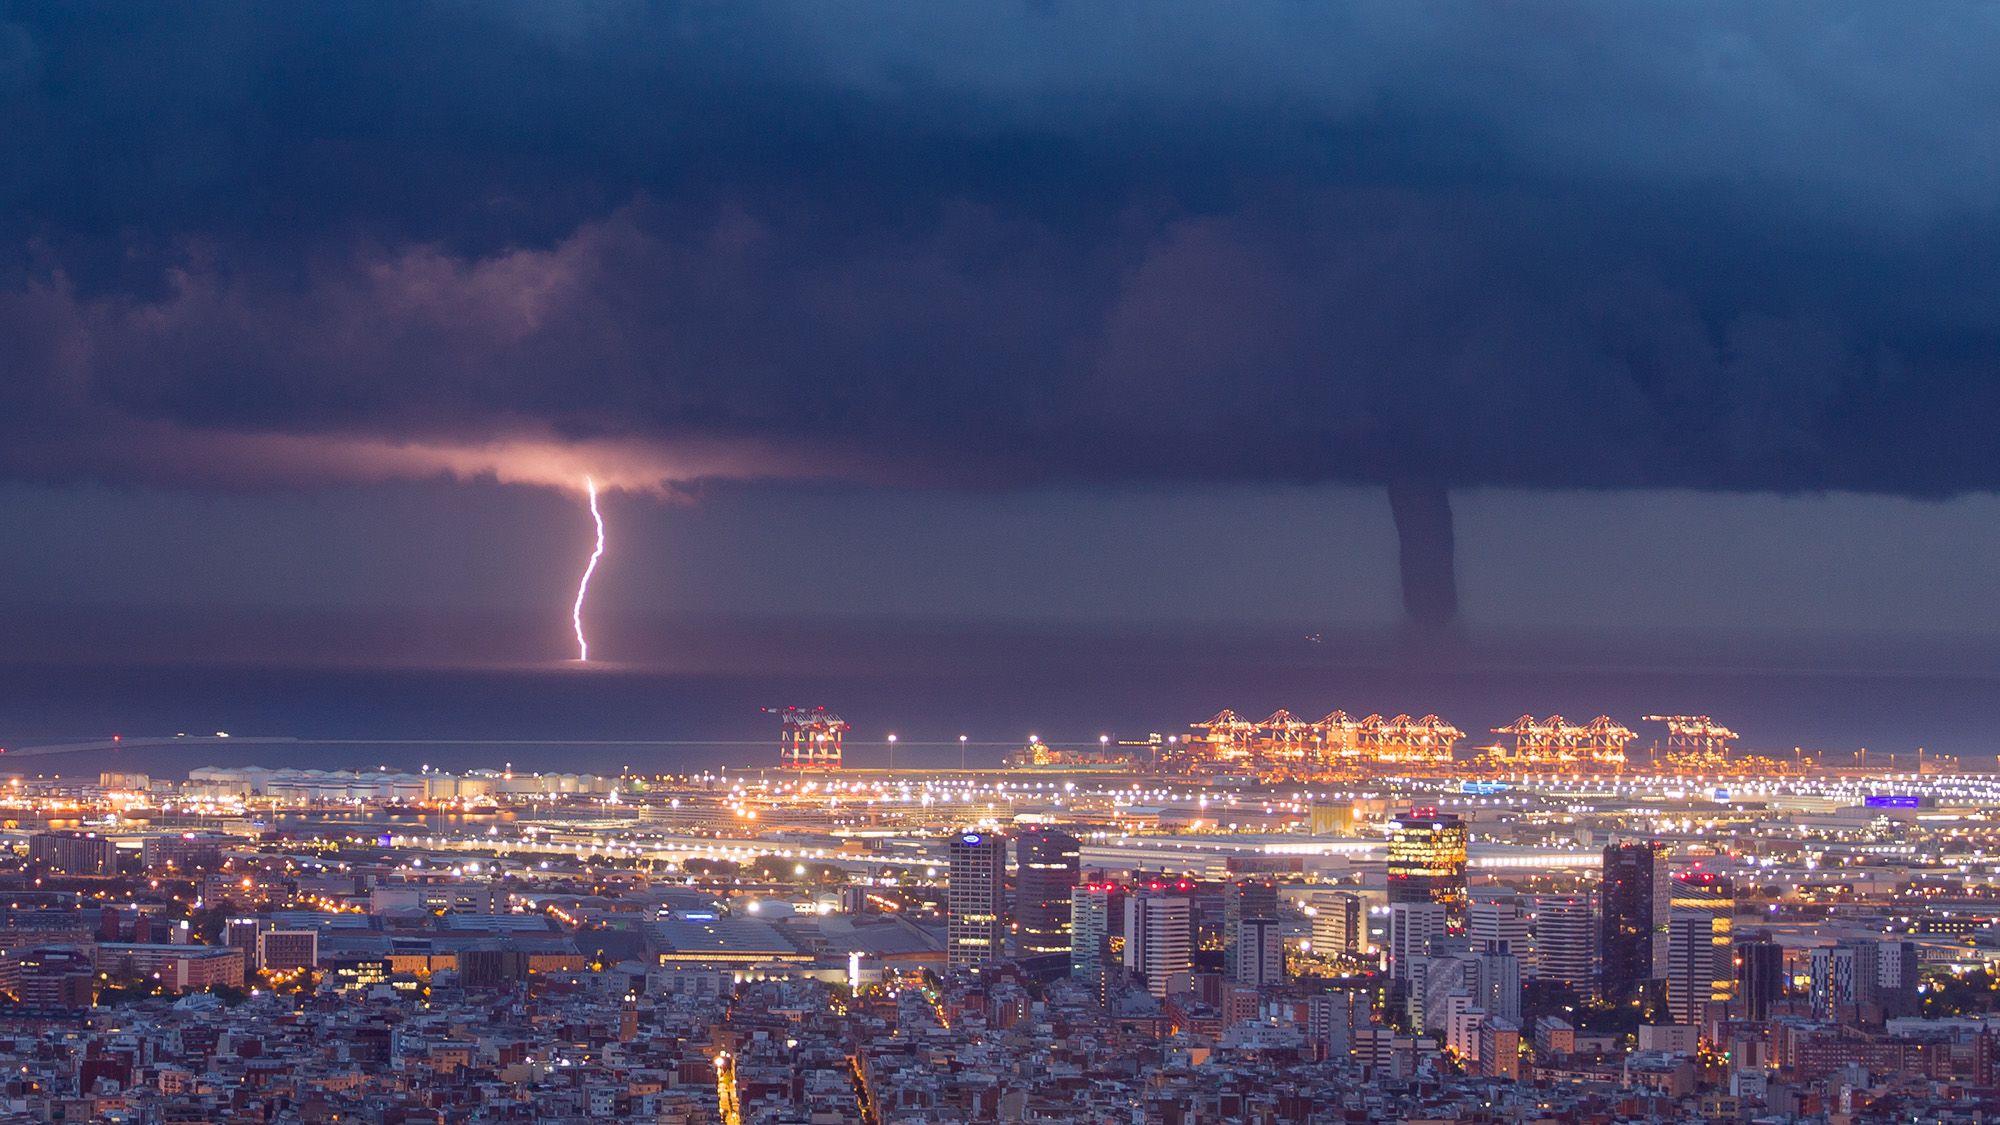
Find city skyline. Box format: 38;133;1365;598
4;6;2000;1121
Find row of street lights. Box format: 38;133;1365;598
885;732;971;771
885;731;1115;771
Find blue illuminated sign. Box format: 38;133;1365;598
1864;795;1921;809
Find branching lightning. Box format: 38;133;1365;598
572;475;605;661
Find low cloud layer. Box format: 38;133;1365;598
4;3;1999;502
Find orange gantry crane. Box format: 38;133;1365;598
1185;707;1465;773
1189;709;1258;764
1643;714;1739;762
1361;713;1464;765
1490;714;1635;768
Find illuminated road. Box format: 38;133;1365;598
715;1052;740;1125
380;829;893;873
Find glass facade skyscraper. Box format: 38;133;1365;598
1015;827;1081;958
1599;840;1667;1002
947;831;1006;967
1386;810;1469;930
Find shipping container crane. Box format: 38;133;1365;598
765;706;848;770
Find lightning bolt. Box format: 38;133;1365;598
572;475;605;661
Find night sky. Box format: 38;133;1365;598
5;5;2000;756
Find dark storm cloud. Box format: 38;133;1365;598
4;1;2000;499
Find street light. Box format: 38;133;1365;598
887;733;897;773
959;734;968;771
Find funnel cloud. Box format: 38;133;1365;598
1388;481;1459;629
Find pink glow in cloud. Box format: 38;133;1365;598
0;418;845;496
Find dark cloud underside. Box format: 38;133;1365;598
2;1;1998;500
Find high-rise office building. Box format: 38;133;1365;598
1387;901;1449;979
947;831;1006;967
1310;890;1365;958
1666;913;1716;1027
1235;915;1285;986
1123;887;1193;998
1417;954;1476;1037
1476;939;1523;1023
1735;934;1783;1022
1879;939;1921;1018
1649;855;1673;980
1670;871;1732;931
1308;989;1369;1059
1803;937;1919;1021
1469;901;1534;974
1533;894;1596;995
1671;871;1734;1021
1666;874;1735;1030
1599;841;1668;1002
1015;827;1081;958
1816;936;1872;1016
1386;811;1469;930
1069;883;1120;989
1224;879;1280;979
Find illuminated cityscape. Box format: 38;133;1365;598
0;721;1984;1119
6;5;1999;1124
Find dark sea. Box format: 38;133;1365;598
0;618;1995;777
